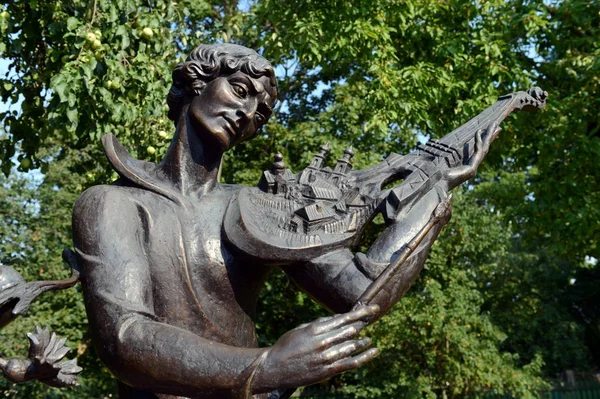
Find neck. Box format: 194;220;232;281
159;105;223;197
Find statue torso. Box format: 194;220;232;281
92;182;272;349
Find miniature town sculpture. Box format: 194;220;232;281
0;43;547;399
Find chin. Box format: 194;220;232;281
195;127;231;153
212;131;233;152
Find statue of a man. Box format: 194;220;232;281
72;43;545;398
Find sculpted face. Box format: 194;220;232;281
189;71;276;151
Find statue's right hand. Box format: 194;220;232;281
255;304;380;391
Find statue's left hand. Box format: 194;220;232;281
445;122;498;189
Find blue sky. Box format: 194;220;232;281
0;57;22;114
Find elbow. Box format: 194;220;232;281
93;314;156;389
95;314;216;396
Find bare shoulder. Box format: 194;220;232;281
72;184;148;242
74;184;135;218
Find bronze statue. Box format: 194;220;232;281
1;43;547;398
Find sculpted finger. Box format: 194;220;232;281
316;315;335;324
475;129;483;147
482;122;500;152
486;121;499;139
327;347;380;374
319;321;365;348
492;127;502;142
321;337;371;364
474;130;484;156
306;315;334;332
469;130;486;168
314;304;379;334
290;322;310;332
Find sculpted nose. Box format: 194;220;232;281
237;99;257;123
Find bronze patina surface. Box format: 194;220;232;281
1;43;547;398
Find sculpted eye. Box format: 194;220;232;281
232;83;248;98
256;113;266;125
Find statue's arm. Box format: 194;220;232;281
72;186;269;396
283;185;451;317
290;123;493;314
72;186;379;395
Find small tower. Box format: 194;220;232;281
330;146;354;185
308;142;331;170
300;143;331;185
271;152;286;176
258;152;291;194
333;146;354;175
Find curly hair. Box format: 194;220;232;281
167;43;277;123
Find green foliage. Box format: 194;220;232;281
0;0;598;398
0;154;116;397
301;192;548;399
0;0;229;178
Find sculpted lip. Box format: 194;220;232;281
223;116;240;138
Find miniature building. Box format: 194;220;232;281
309;143;330;170
299;143;330;185
258;145;374;236
329;146;354;186
294;202;337;233
258;152;295;194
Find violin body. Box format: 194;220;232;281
224;88;547;262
